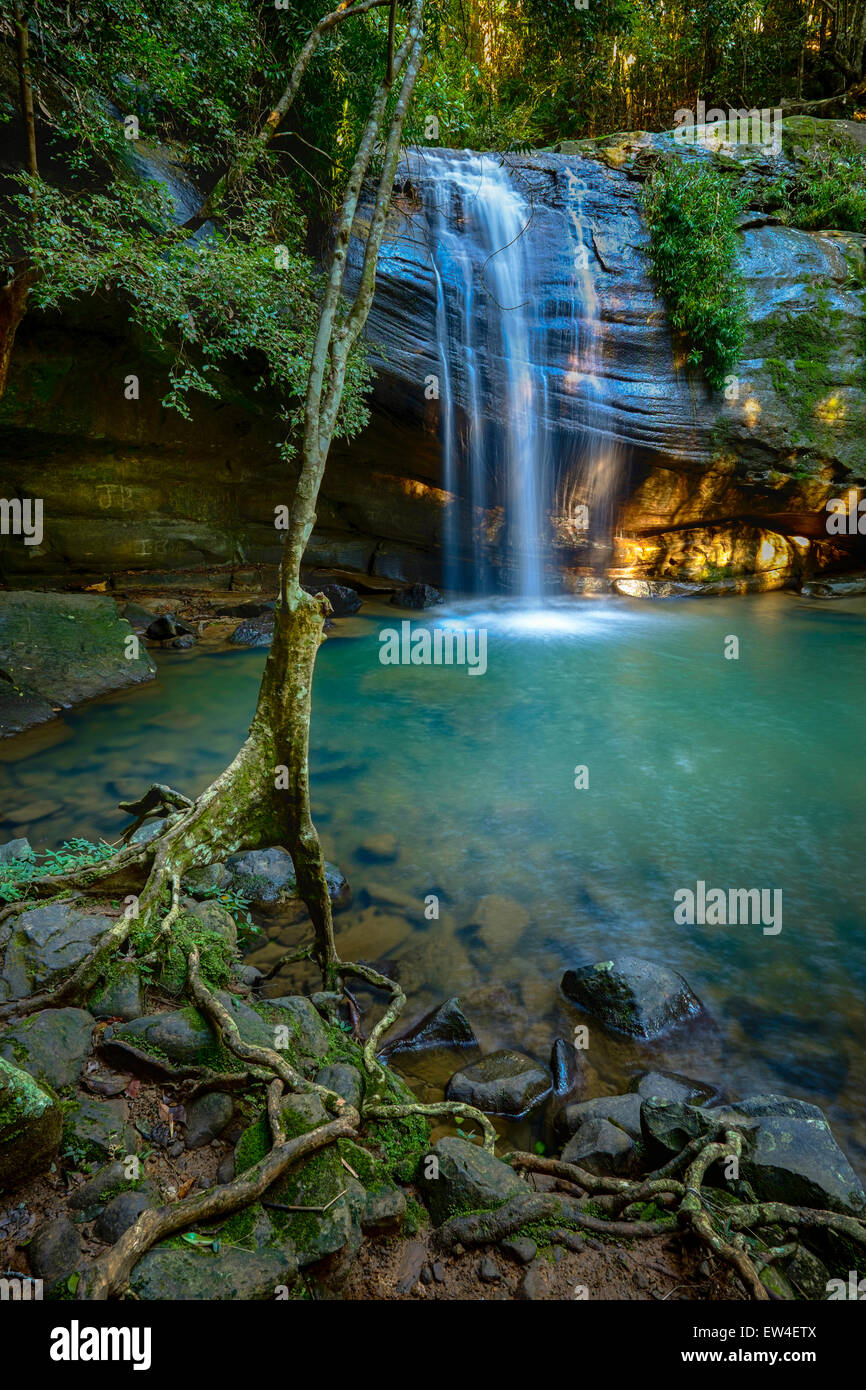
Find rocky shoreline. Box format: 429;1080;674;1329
1;840;863;1301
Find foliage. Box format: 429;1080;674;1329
0;838;116;903
641;159;747;390
763;138;866;233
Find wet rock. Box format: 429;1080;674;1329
643;1093;866;1216
561;955;704;1039
145;613;193;641
632;1070;719;1106
0;1007;94;1090
224;847;349;914
418;1136;526;1225
121;602;157;631
184;1092;234;1149
390;583;443;609
446;1050;551;1117
303;581;362;616
27;1215;82;1283
228;616;274;647
0;838;32;863
90;962;143;1022
94;1190;153;1243
550;1037;580;1096
315;1063;364;1112
109;994;273;1073
382;996;478;1057
130;817;167;845
0;901;115;1000
561;1116;637;1177
0;1057;62;1187
786;1245;830;1300
501;1236;537;1264
557;1092;643;1143
129;1244;297;1300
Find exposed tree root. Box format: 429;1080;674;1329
437;1193;676;1250
0;911;134;1023
76;1113;357;1299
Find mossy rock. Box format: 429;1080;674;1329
0;1007;94;1091
0;1055;62;1189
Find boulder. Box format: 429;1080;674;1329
550;1037;581;1096
418;1136;526;1225
89;962;144;1022
303;581;362;616
0;838;32;864
561;956;704;1039
182;863;231;896
0;901;115;1000
561;1117;636;1176
27;1215;82;1284
390;583;444;609
108;996;274;1073
382;996;478;1057
258;996;331;1061
0;1007;94;1091
94;1190;153;1243
446;1050;551;1117
632;1070;719;1106
228;616;274;647
557;1092;643;1143
0;1056;62;1188
145;613;192;641
224;847;349;913
642;1093;866;1216
68;1160;138;1219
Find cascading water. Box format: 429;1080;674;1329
413;149;620;596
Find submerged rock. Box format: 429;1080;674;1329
418;1136;525;1225
0;1056;62;1188
446;1050;551;1117
561;955;704;1039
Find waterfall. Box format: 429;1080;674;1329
414;149;619;597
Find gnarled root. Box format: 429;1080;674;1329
76;1112;357;1299
437;1192;675;1250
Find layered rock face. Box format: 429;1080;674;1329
2;121;864;593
